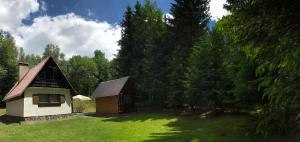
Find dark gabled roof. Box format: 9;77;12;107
3;57;75;102
93;76;129;98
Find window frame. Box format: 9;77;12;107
34;94;63;107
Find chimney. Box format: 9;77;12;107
19;63;29;80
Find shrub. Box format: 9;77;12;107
73;99;87;113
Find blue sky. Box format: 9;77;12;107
25;0;173;25
0;0;228;60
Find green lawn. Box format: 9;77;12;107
0;108;297;142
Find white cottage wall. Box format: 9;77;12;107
23;87;72;117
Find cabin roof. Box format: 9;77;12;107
93;76;129;98
3;57;75;102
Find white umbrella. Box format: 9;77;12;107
72;95;91;101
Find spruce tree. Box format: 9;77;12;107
141;0;168;106
185;29;227;112
116;1;169;106
116;6;134;77
167;0;210;107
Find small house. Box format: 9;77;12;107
93;76;134;114
3;57;75;118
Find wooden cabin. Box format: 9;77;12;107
93;76;134;114
3;57;75;117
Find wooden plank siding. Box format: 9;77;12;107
96;96;120;114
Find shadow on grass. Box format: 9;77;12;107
0;115;23;124
106;112;173;122
99;112;259;142
87;112;174;122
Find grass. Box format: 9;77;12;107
0;111;259;142
0;105;298;142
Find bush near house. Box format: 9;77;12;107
72;100;95;113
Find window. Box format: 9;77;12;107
33;94;64;107
39;94;48;103
50;95;60;103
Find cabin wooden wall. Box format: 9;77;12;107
96;96;119;114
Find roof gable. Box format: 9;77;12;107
93;76;129;98
30;58;72;89
3;57;75;102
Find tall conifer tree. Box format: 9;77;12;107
116;6;134;77
167;0;210;107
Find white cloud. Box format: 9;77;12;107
0;0;228;60
164;13;174;19
87;9;95;17
0;0;121;60
0;0;39;31
165;0;228;21
209;0;229;20
40;0;47;12
13;13;121;60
